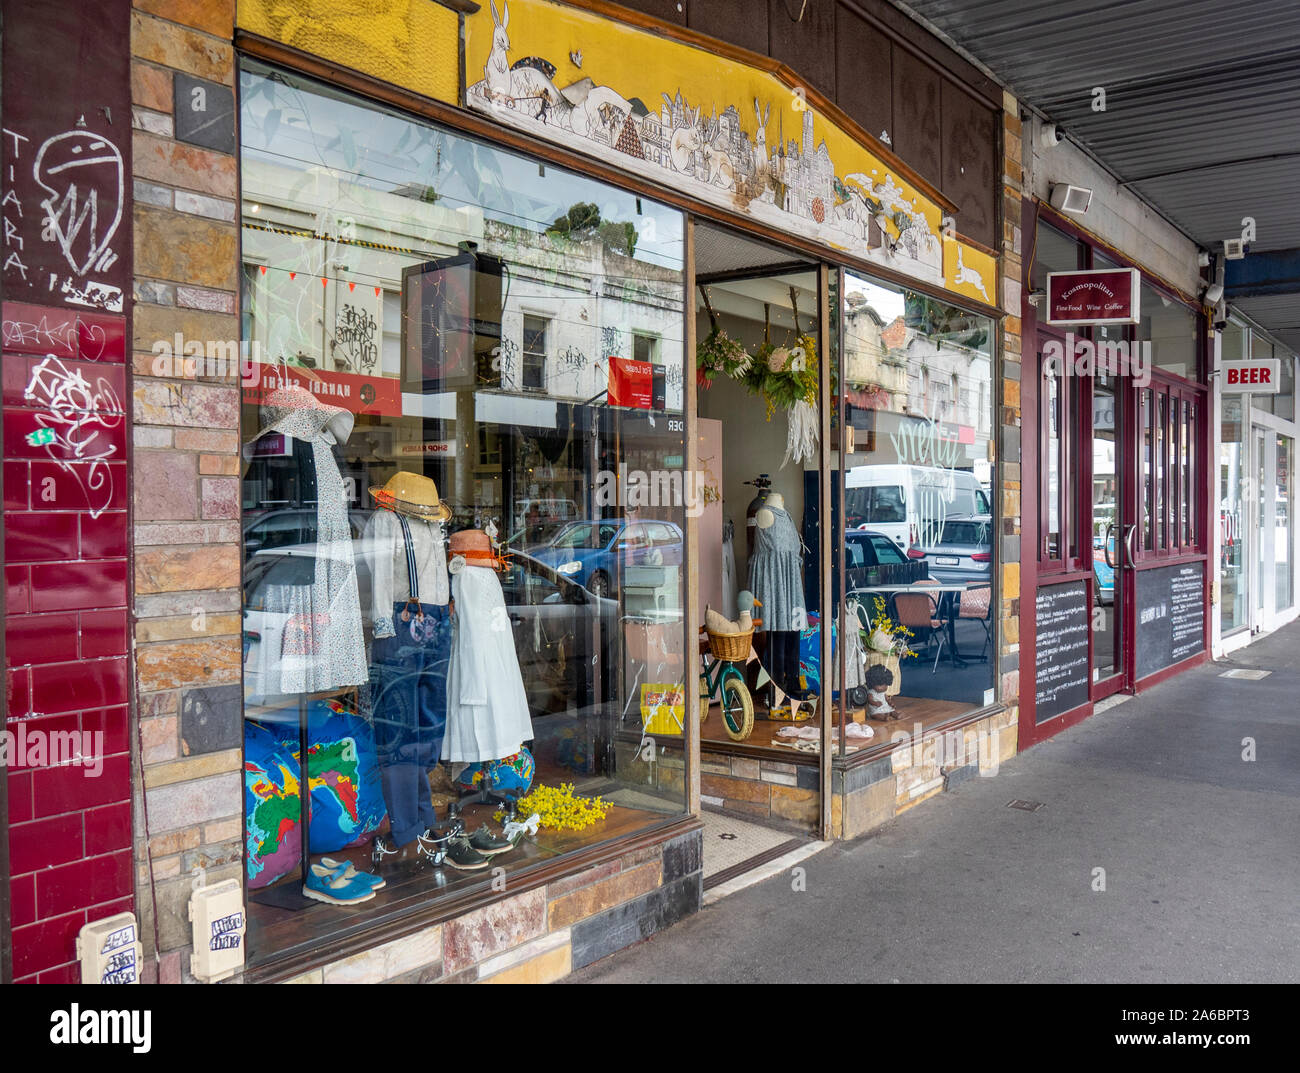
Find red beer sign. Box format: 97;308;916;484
1046;268;1141;326
1221;359;1281;394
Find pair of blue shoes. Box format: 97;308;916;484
303;859;385;906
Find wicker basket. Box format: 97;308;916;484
864;650;902;697
706;627;754;663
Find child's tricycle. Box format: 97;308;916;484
698;619;758;741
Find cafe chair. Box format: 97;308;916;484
957;584;993;662
893;590;949;672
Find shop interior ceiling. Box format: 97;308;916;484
695;222;812;278
695;222;816;328
900;0;1300;354
697;274;819;332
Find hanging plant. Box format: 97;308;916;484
755;286;819;420
696;327;751;386
759;331;818;416
696;286;752;387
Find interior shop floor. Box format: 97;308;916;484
244;798;669;969
700;695;972;755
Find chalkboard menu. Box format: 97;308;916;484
1135;563;1205;680
1035;581;1090;723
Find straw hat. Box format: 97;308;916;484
449;528;505;570
369;472;452;522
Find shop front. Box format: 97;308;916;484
230;0;1011;904
1019;205;1212;746
5;0;1023;983
1215;317;1298;653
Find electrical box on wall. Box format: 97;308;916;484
188;879;246;983
77;912;143;984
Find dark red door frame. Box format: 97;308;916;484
1018;199;1210;748
1091;367;1130;702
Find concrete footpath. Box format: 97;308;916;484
571;622;1300;983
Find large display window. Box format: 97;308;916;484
833;272;996;752
238;62;688;964
693;246;825;759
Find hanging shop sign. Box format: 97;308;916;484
247;432;292;458
1220;358;1281;394
462;0;996;308
1045;268;1141;326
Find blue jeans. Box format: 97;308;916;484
369;602;452;846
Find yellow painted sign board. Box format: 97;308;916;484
237;0;459;106
465;0;996;306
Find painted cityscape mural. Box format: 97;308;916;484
465;0;995;305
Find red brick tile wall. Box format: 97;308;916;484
2;0;136;983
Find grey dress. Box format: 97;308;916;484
748;506;806;634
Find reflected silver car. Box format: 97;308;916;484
922;517;992;585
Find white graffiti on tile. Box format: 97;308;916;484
2;127;32;282
1;308;109;359
56;273;124;312
33;126;124;277
23;354;122;518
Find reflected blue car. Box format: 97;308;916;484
1093;535;1116;605
529;519;682;598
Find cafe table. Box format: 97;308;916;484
846;581;990;669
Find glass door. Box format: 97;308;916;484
1090;373;1127;694
1253;427;1271;628
1249;428;1296;629
1219;398;1248;635
1277;434;1294;615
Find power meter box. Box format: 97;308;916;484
188;879;246;983
77;912;143;984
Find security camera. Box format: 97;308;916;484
1213;318;1228;332
1038;123;1063;148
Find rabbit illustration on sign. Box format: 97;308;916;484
666;99;703;173
699;113;736;190
485;0;513;102
753;99;770;179
954;246;990;302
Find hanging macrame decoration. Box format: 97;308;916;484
774;286;819;465
784;397;818;467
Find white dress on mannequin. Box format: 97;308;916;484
441;564;534;763
253;387;367;695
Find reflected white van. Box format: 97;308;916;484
845;464;991;553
